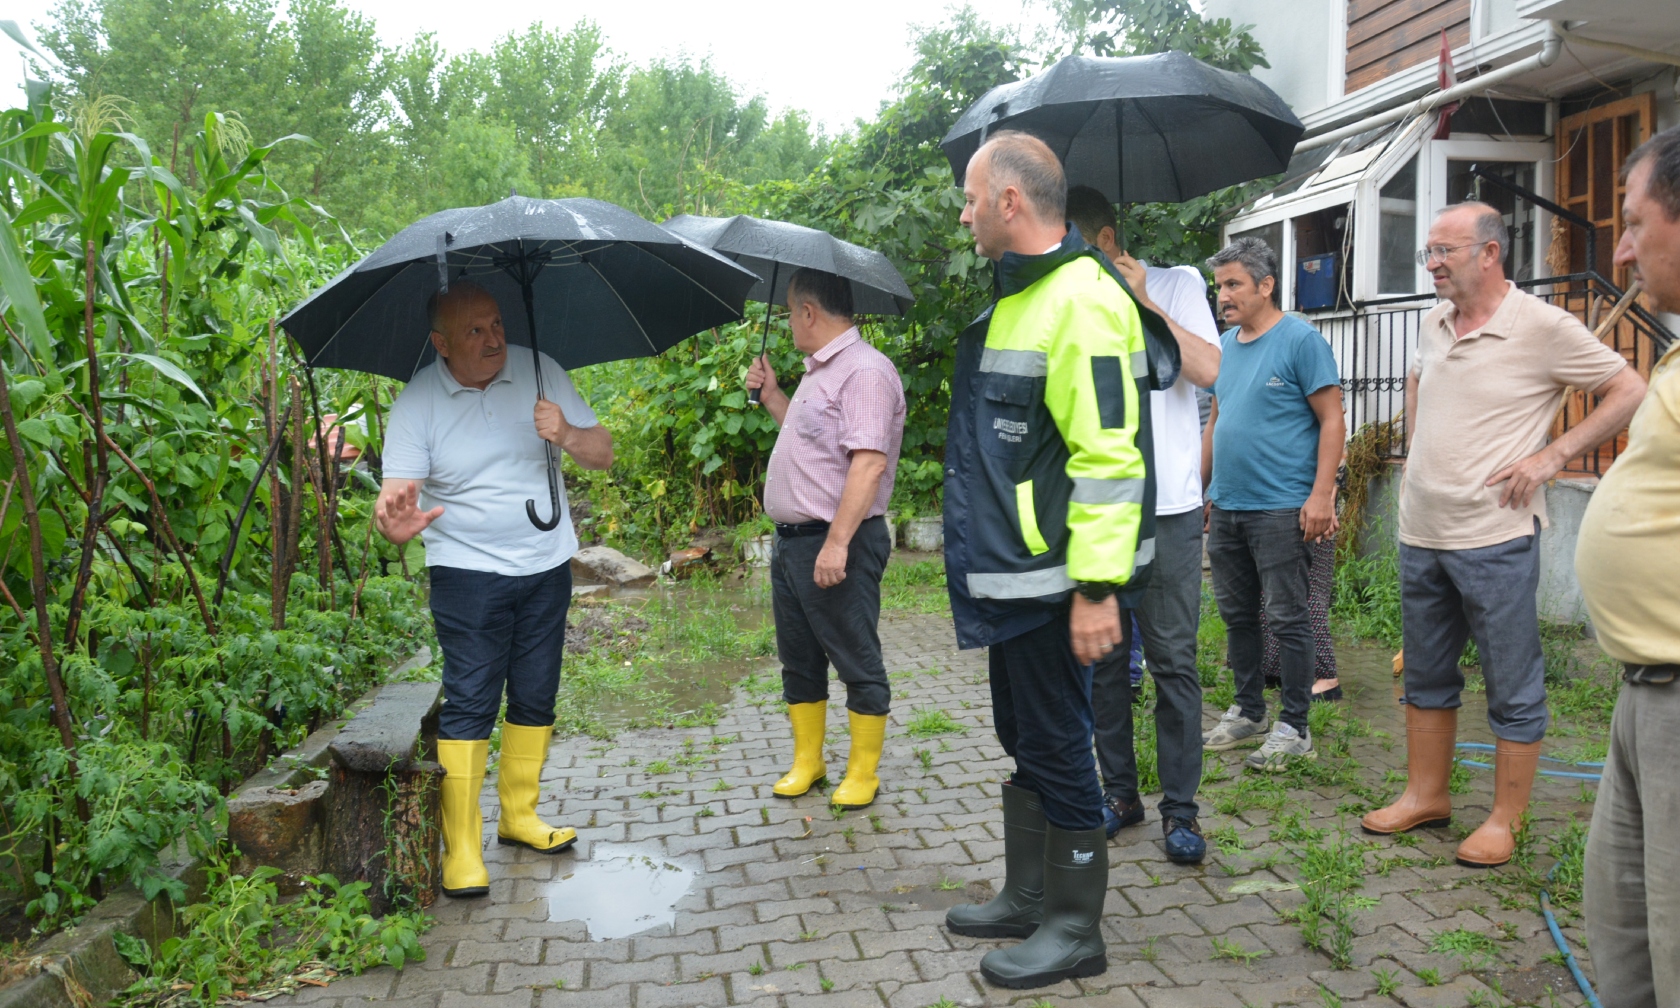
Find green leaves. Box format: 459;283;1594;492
0;203;51;359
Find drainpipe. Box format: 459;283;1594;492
1297;22;1563;153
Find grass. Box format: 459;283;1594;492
1209;936;1267;965
905;707;964;738
1428;928;1500;969
880;559;950;614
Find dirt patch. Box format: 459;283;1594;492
564;599;649;656
1475;963;1581;1005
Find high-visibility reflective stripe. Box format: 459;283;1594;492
980;347;1048;377
1015;481;1049;556
1131;537;1156;572
968;566;1074;599
1130;349;1149;379
1070;477;1146;505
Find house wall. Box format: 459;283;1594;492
1346;0;1471;93
1201;0;1341;114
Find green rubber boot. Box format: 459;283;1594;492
979;823;1108;989
945;783;1045;938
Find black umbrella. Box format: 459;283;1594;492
661;214;913;404
282;195;760;530
941;51;1303;205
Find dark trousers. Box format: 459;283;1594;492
429;563;572;740
1400;522;1548;743
990;611;1104;831
1092;509;1205;820
1208;507;1315;735
771;516;892;716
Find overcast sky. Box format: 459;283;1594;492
1;0;1061;131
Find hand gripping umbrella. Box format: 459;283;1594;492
281;196;760;530
941;51;1304;206
661;214;914;405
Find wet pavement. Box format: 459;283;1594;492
280;611;1599;1008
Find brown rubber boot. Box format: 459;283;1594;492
1455;738;1541;868
1361;706;1456;835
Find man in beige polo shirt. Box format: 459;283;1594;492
1579;126;1680;1008
1361;202;1645;870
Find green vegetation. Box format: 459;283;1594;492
0;0;1273;976
905;707;964;739
113;865;426;1005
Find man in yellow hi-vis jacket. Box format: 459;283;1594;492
940;131;1175;990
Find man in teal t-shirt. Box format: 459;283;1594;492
1199;237;1344;770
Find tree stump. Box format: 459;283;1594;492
322;682;444;916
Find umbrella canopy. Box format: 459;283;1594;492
282;196;760;382
661;214;914;316
941;51;1304;205
280;194;760;530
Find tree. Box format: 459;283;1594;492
1054;0;1268;73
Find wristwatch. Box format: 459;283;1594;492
1075;581;1117;603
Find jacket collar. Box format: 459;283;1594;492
993;225;1091;299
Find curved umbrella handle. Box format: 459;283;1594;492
526;440;563;531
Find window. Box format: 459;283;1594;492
1447;160;1539;282
1378;156;1418;294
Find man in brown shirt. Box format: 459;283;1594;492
1361;202;1645;870
1579;125;1680;1008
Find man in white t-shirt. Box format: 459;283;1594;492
1066;186;1221;864
376;281;613;899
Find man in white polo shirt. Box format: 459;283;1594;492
1065;186;1221;864
376;280;613;899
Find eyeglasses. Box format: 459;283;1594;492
1415;241;1492;266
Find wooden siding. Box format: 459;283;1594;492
1346;0;1470;94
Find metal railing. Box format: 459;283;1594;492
1316;271;1674;474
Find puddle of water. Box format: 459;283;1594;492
544;843;698;940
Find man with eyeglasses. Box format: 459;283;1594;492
1362;202;1645;870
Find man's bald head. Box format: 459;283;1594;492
427;281;498;334
426;281;507;389
1436;201;1509;264
970;130;1066;224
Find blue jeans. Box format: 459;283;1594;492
429;563;573;740
989;610;1104;832
1400;522;1548;743
1208;507;1315;735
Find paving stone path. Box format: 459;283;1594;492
282;610;1597;1008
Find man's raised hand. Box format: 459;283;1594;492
375;479;443;545
534;398;572;447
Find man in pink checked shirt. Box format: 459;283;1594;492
745;267;907;811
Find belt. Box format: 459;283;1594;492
774;520;830;538
1624;663;1680;685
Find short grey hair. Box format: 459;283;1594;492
427;280;495;332
1437;201;1509;263
974;130;1066;223
1206;237;1280;305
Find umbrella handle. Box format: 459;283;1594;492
525;441;563;531
520;256;564;532
747;261;779;407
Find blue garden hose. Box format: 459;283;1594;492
1449;744;1602;1003
1541;863;1602;1008
1453;742;1603;781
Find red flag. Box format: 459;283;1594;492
1433;28;1460;140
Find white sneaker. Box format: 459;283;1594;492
1202;705;1270;751
1244;722;1316;772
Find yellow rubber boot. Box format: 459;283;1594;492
495;722;577;854
832;711;888;809
773;702;828;797
436;738;490;898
